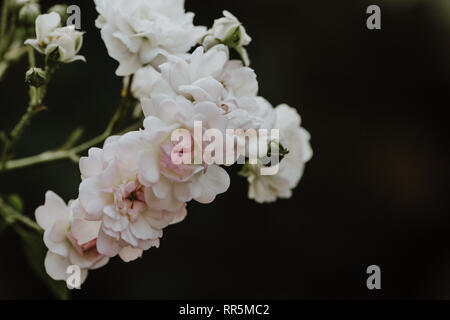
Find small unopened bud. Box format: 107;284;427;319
18;1;41;25
25;67;46;87
224;26;242;49
203;11;252;65
48;4;68;23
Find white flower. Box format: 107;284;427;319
203;11;252;66
125;65;162;118
114;108;231;204
150;45;263;130
25;12;85;63
129;65;162;99
94;0;206;76
78;137;187;260
244;104;313;203
35;192;109;284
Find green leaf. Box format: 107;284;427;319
14;225;70;300
7;194;24;212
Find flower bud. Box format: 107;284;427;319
204;11;251;47
203;11;252;65
25;67;46;87
18;1;41;25
48;4;68;23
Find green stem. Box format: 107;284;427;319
4;81;139;172
1;63;57;170
0;45;28;81
1;74;136;172
0;197;43;234
4;121;142;171
0;0;9;39
28;46;35;68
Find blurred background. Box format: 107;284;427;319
1;0;450;299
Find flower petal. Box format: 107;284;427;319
118;247;143;262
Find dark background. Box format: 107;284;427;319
1;0;449;299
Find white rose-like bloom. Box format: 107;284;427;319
150;45;263;130
78;137;187;261
35;192;109;285
25;12;85;63
245;104;313;203
203;11;252;66
94;0;206;76
139;96;231;204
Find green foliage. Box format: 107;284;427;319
6;194;23;212
14;225;70;300
0;197;69;300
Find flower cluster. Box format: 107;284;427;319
30;1;312;286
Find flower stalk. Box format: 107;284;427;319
0;60;57;170
0;197;43;234
0;0;9;38
2;76;138;172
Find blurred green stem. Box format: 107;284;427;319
0;3;23;81
4;121;141;171
0;197;43;234
3;76;138;171
0;0;9;38
0;45;28;81
1;58;57;171
28;46;35;67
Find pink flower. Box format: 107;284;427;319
78;138;186;261
35;192;109;284
136;105;231;204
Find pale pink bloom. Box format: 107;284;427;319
139;98;231;204
35;192;108;284
78;136;187;260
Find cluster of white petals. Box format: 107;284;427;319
34;1;312;285
245;104;313;203
25;12;85;63
148;44;265;131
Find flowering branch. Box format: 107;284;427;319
1;1;313;293
0;197;43;234
2;75;138;171
0;58;55;170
